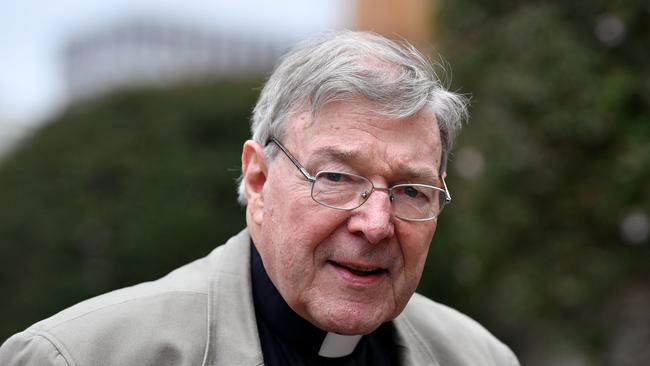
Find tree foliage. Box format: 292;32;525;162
0;82;257;340
426;1;650;364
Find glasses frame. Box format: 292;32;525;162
267;137;452;222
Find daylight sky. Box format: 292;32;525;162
0;0;350;126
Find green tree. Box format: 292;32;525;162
422;1;650;364
0;81;258;340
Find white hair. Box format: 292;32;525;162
237;30;468;205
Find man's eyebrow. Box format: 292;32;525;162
308;146;441;184
403;167;440;184
302;146;360;172
316;146;361;163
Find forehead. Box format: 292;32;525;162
284;100;443;179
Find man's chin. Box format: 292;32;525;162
308;308;392;335
318;321;381;336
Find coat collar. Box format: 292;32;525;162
201;228;439;366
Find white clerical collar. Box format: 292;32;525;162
318;332;363;358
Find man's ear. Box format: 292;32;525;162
241;140;268;225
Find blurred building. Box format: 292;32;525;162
63;19;292;103
62;1;433;104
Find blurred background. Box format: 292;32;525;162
1;0;648;365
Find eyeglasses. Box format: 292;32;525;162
267;137;451;221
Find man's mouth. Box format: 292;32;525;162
329;261;386;276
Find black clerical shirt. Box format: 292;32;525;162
251;243;399;366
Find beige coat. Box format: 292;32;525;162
0;229;519;365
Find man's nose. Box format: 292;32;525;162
347;188;395;244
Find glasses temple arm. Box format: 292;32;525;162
268;137;316;182
442;177;452;203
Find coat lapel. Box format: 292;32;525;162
202;230;264;366
391;307;441;366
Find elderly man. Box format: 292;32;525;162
0;31;519;365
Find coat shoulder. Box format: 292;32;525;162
0;254;216;366
400;293;520;366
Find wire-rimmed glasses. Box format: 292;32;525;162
267;137;451;221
